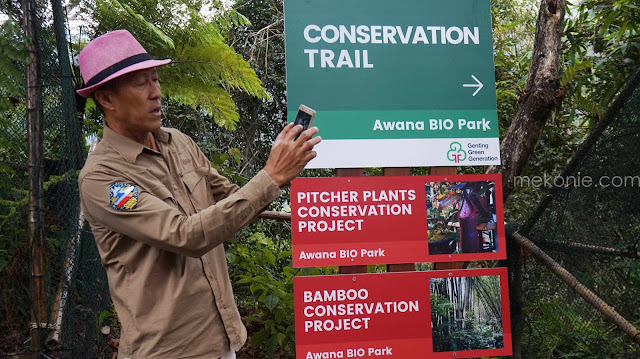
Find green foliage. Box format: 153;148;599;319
430;292;453;317
0;19;26;112
210;148;249;185
227;216;335;355
525;298;640;358
491;0;538;133
0;171;27;272
0;97;28;274
227;229;296;355
96;310;116;337
444;320;502;351
218;9;252;31
560;61;592;87
564;0;640;126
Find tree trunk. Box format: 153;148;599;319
22;0;47;350
487;2;567;358
487;0;567;200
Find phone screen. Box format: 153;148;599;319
293;110;313;140
294;110;312;130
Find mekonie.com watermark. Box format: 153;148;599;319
514;173;640;189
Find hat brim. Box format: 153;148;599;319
76;58;171;98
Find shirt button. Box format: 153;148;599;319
173;184;178;190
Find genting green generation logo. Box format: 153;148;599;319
447;142;467;163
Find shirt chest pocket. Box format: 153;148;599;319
150;185;182;212
181;166;213;211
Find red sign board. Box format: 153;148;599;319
294;268;512;359
291;174;505;267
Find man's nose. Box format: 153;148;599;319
149;79;161;99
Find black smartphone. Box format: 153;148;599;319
293;104;316;140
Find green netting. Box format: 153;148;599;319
519;78;640;358
0;0;112;357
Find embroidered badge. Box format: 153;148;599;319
109;182;139;210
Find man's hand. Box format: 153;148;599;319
263;123;321;187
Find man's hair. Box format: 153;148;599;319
91;80;118;115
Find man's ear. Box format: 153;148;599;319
93;87;116;112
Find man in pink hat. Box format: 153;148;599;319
77;30;320;359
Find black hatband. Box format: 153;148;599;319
85;53;153;87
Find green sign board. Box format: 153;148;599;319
284;0;501;168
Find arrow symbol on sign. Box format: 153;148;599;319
463;75;484;96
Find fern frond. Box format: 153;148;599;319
560;61;592;87
0;20;26;99
229;10;251;27
575;96;604;119
216;9;252;31
93;0;174;53
176;16;224;46
200;42;268;98
172;41;268;99
120;2;175;49
161;78;239;129
0;56;23;96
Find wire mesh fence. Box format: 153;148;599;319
0;0;112;358
519;74;640;358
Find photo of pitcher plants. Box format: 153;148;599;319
426;180;498;255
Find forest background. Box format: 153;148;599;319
0;0;639;358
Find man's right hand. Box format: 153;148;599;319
263;123;321;187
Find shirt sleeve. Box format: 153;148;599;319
80;169;281;258
208;167;241;202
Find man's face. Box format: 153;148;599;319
102;68;163;136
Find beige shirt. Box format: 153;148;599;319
79;126;281;359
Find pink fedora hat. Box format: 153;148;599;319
76;29;171;98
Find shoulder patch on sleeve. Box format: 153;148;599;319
109;182;139;210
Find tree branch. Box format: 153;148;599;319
512;232;640;345
534;239;640;259
257;210;291;221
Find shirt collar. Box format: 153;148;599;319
102;125;172;164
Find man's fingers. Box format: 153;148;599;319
284;124;304;141
267;124;320;184
276;123;296;142
305;126;320;136
310;135;322;146
301;136;322;151
297;127;319;142
304;151;318;163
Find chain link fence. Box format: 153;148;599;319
0;1;112;357
516;74;640;358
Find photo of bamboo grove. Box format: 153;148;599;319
426;180;497;255
430;275;504;352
